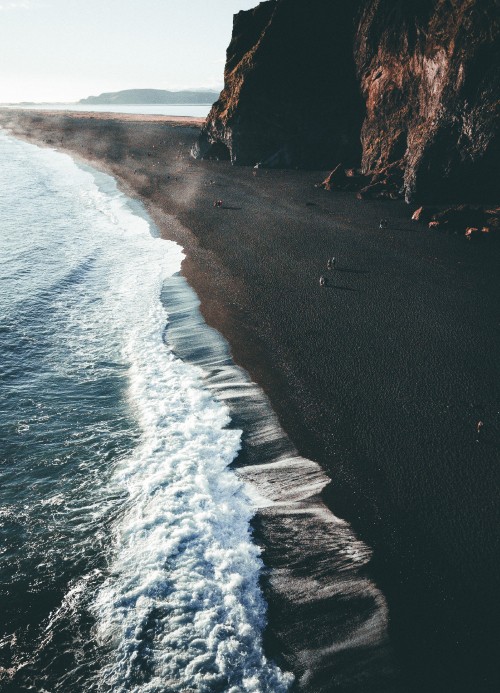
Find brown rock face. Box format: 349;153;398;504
356;0;500;202
197;0;364;168
198;0;500;203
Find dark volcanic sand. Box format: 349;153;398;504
2;110;500;692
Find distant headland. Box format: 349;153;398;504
79;88;219;105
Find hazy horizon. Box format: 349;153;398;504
5;87;222;106
0;0;258;103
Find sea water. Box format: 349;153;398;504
3;104;211;118
0;132;291;692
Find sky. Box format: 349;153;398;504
0;0;259;102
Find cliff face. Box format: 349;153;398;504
198;0;499;202
197;0;364;168
356;0;500;202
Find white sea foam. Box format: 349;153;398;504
0;132;291;691
1;130;399;692
85;181;290;692
21;139;289;691
92;258;291;690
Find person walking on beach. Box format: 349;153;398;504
327;258;332;270
319;275;327;287
379;218;388;229
476;420;484;440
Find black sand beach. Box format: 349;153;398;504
2;110;499;692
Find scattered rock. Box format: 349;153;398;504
465;227;480;239
412;207;437;223
416;205;500;240
358;181;387;199
485;208;500;231
432;205;487;231
351;160;404;199
319;164;369;192
320;164;345;191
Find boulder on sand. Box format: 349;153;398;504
412;206;438;223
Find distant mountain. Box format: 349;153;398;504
79;89;219;105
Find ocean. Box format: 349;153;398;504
0;132;292;692
3;104;212;118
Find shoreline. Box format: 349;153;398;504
159;268;397;691
0;108;206;125
2;110;499;692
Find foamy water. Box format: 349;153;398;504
0;131;291;691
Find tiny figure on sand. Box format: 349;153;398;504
213;199;223;208
327;256;336;270
319;275;327;287
476;420;484;440
379;218;388;229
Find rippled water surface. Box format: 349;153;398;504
0;132;291;692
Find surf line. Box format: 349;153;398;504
160;260;399;688
7;130;397;688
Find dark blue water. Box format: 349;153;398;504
0;132;291;692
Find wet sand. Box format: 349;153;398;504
2;109;499;692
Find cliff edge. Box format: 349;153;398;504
196;0;499;203
195;0;364;169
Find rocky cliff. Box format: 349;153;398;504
357;0;500;202
196;0;364;169
197;0;499;203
